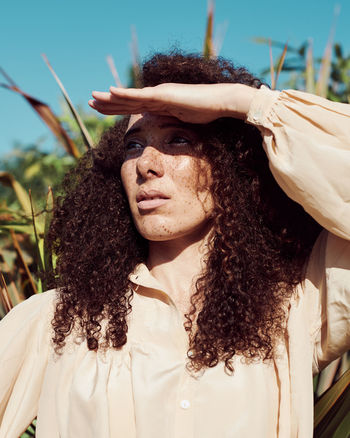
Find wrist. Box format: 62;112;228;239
222;84;259;120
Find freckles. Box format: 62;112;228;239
159;224;173;236
174;156;193;172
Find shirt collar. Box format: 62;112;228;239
128;263;175;306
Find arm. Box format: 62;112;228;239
89;82;258;122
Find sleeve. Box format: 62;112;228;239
246;86;350;240
0;290;56;438
246;87;350;370
303;230;350;372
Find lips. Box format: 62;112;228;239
136;189;170;210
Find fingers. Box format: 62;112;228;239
88;98;172;117
91;87;155;103
109;86;156;100
89;85;171;116
89;100;144;114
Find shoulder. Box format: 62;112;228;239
0;289;58;333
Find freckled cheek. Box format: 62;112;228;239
169;159;200;195
173;155;193;172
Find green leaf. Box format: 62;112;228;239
0;225;34;234
29;190;45;276
314;369;350;437
0;172;32;218
43;187;54;275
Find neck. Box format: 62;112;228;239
147;223;213;305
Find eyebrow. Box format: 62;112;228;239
123;122;195;141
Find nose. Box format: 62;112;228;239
136;146;164;179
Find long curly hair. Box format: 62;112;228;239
47;52;321;373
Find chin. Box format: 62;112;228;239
135;224;183;242
134;216;213;243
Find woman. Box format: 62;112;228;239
0;52;349;437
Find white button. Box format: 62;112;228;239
188;350;194;358
180;399;190;409
252;110;262;122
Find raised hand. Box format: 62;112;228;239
88;83;257;124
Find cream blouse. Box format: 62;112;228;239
1;87;350;438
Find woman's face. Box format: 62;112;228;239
121;113;214;242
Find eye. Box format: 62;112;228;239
125;140;144;151
169;136;191;145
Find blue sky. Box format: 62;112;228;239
1;0;349;156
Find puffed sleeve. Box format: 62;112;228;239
246;87;350;370
305;230;350;372
246;87;350;240
0;290;56;438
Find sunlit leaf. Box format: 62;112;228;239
29;190;44;279
43;187;54;275
24;162;41;180
0;270;13;313
251;37;299;53
42;54;94;151
203;0;215;59
213;20;228;57
316;41;332;98
275;42;288;89
10;229;38;295
0;172;32;217
305;39;315;94
130;26;142;88
269;39;275;90
0;225;34;234
0;249;23;304
315;6;340;97
0;70;80;159
106;55;123;88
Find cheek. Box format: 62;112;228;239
172;160;214;216
174;157;212;198
170;156;201;190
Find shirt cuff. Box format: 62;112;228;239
246;85;280;126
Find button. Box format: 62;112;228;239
180;399;190;409
187;350;194;358
252;110;262;122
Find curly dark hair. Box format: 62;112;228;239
47;51;321;373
